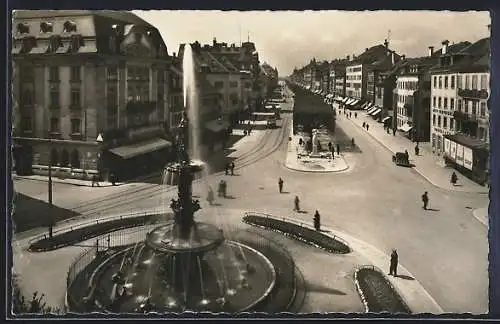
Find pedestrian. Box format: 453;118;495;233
218;180;224;197
230;162;235;176
349;112;352;118
355;112;357;118
222;180;227;198
92;174;100;187
293;196;300;212
451;171;458;186
389;249;398;276
224;163;229;175
207;186;214;205
110;172;117;186
278;177;284;193
336;143;340;156
328;141;332;152
421;191;429;210
393;128;397;136
313;210;321;231
404;149;409;161
299;138;303;146
243;129;247;136
362;122;366;128
366;123;369;131
414;144;420;156
351;137;355;148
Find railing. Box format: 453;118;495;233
457;88;488;100
28;207;170;245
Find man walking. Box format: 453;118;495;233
278;177;284;193
366;123;369;131
422;191;429;210
313;210;321;231
293;196;300;212
336;143;340;156
230;162;235;175
389;249;398;276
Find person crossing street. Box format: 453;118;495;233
422;191;429;210
389;249;399;276
278;177;284;193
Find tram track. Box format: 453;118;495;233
59;116;291;223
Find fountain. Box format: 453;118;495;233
70;44;281;313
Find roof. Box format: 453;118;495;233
13;10;152;26
351;44;391;65
444;133;488;151
429;39;490;74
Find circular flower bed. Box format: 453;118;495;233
242;214;350;254
354;267;411;313
28;213;173;252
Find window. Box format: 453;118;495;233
229;81;238;88
49;66;59;81
71;89;81;107
444;98;448;109
63;21;77;33
214;81;224;89
438;116;441;127
464;101;469;114
443;117;447;128
433;76;437;88
480;75;488;90
432;114;436;126
465;75;470;89
480;102;486;117
22;89;33;106
438;97;442;108
50;117;60;132
50;89;60;107
472;75;478;89
451;75;455;89
444;76;448;89
432;96;436;108
22;117;32;132
457;75;462;88
472;101;477;115
107;66;118;80
458;99;462;112
70;66;81;81
438;76;442;89
71;118;81;134
40;22;53;33
450;98;455;110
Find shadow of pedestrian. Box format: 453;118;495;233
305;281;347;295
211;203;223;207
427;208;440;212
297;210;308;214
225;195;236;199
395;274;415;281
280;191;290;194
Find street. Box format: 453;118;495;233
13;87;488;313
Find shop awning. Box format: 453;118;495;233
370;108;382;116
205;119;230;133
349;99;360;106
109;138;172;159
367;107;378;114
398;123;413;133
364;102;374;110
382;116;392;123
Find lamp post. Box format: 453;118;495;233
48;139;53;238
96;133;104;180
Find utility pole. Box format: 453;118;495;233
48;140;53;238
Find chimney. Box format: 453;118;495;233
401;55;406;60
346;55;350;61
441;40;449;55
384;39;389;49
428;46;434;57
213;37;217;46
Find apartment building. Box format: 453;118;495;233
430;36;490;184
12;10;171;180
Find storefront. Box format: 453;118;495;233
203;119;230;155
443;134;489;185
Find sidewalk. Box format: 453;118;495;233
12;174;119;187
344;111;488;194
472;207;488;227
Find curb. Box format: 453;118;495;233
472;207;488;227
283;161;350;173
345;119;488;194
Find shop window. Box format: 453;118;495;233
60;149;69;167
480;102;486;117
71;149;80;168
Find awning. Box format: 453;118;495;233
367;107;378;114
348;99;360;106
370;108;382;116
382;116;392;123
30;45;49;54
109;138;172;159
205;119;230;133
398;123;413;132
364;103;373;110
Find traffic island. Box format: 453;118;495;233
242;214;350;254
354;266;411;313
28;213;173;252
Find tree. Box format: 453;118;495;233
11;274;61;314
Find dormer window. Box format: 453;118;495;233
69;35;83;52
63;20;77;33
40;22;53;33
17;23;30;34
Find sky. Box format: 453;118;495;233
134;10;490;76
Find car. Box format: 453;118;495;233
267;118;277;128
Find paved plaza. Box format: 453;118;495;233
12;85;489;314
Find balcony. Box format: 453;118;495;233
453;110;478;122
457;88;488;100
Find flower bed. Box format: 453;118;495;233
242;214;350;254
28;213;172;252
354;267;411;313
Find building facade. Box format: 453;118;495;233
12;10;171;180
